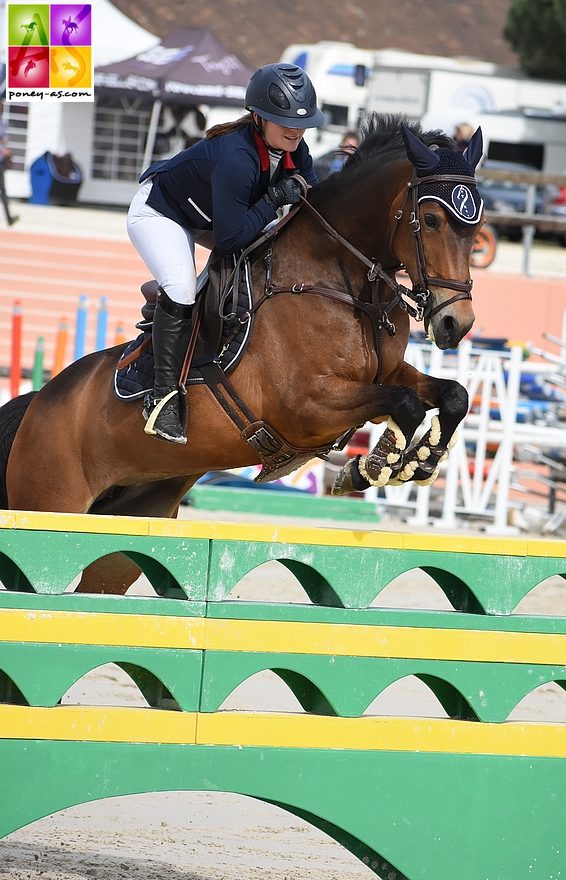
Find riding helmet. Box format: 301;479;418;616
245;63;326;129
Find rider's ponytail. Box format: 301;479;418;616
206;112;254;140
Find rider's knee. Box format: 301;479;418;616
159;264;197;306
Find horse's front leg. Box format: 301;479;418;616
387;363;469;487
328;383;427;495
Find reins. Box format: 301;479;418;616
218;165;478;368
183;155;479;477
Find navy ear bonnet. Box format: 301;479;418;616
417;148;483;225
401;124;484;226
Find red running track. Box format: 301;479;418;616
0;222;563;385
0;227;209;382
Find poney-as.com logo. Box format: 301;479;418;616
6;4;93;102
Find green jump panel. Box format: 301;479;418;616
188;484;381;522
1;739;566;880
1;512;566;879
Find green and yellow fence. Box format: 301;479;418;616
1;511;566;879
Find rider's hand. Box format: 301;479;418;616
264;178;303;210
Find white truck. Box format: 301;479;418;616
445;108;566;174
279;41;373;156
281;41;566;171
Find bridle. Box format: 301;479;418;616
219;166;479;351
392;169;476;320
296;167;476;326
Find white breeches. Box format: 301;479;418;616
126;180;197;305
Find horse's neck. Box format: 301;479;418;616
311;170;401;273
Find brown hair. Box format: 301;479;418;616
206;112;254;139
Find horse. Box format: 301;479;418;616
62;17;79;35
0;114;483;594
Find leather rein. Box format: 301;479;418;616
197;169;477;474
287;169;476;326
223;169;475;347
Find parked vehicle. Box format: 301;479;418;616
544;183;566;247
470;223;498;269
477;160;547;240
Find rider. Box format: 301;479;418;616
127;62;326;445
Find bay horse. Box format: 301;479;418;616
0;115;483;594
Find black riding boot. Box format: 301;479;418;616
142;289;194;444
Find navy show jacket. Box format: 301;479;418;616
139;124;318;254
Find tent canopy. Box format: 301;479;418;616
94;26;253;106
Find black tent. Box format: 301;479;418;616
94;27;252;168
94;26;252;106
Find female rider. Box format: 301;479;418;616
127;63;326;444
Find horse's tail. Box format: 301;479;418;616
0;391;36;509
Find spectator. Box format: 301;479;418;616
329;130;360;173
454;121;474;151
340;130;361;152
0;103;18;226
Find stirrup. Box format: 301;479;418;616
143;389;187;444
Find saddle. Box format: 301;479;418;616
114;250;255;400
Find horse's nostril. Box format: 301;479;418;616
443;315;456;336
441;314;473;348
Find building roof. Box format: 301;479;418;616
110;0;518;71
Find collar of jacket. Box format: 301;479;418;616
252;128;296;172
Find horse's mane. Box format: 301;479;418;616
316;113;456;194
360;112;453;157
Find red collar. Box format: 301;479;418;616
252;128;296;172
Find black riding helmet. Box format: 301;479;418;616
245;63;326;129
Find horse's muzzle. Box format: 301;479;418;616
429;311;475;350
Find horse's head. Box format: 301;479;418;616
393;124;483;349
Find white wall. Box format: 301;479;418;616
7;0;158;202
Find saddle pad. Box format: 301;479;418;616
114;259;254;401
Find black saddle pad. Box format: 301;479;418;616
114;258;254;401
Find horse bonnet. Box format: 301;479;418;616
402;124;484;226
417;149;483;225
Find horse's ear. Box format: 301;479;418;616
401;124;441;176
462;126;483;172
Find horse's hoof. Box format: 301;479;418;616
331;455;370;495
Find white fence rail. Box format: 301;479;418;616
365;340;566;533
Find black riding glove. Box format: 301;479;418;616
264;177;303;210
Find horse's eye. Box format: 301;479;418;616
424;213;440;230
